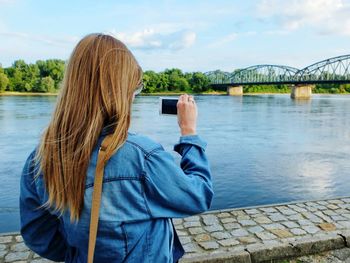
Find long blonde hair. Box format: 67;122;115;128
34;33;143;222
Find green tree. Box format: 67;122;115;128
189;72;210;93
143;70;159;93
157;73;169;91
38;76;55;92
340;84;350;93
24;64;40;91
36;59;65;89
184;72;193;83
165;68;190;91
6;60;26;91
176;78;190;92
0;67;9;92
3;60;40;92
164;68;184;78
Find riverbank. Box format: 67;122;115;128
2;91;350;96
1;196;349;262
0;91;58;96
0;91;227;96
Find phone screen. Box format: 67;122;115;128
160;98;178;115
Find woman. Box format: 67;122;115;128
20;33;213;262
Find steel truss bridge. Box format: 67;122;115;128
206;54;350;90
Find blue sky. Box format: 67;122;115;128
0;0;349;72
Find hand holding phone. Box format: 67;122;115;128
176;94;197;136
159;95;197;136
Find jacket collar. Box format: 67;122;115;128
101;125;115;136
101;126;135;137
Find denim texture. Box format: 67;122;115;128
20;127;214;262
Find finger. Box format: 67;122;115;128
178;95;187;107
183;94;190;104
188;95;195;104
178;95;184;104
177;97;181;107
179;96;185;105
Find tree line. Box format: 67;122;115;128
242;84;350;93
0;60;211;93
0;60;349;94
0;60;65;92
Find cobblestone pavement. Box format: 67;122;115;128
1;197;350;262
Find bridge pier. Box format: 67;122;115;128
227;85;243;96
290;84;313;99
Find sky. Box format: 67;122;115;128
0;0;350;72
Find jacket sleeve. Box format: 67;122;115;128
19;149;67;262
143;134;214;218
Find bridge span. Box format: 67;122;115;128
206;54;350;99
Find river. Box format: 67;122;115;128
0;94;349;233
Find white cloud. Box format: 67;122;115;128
263;30;290;36
107;28;196;51
0;27;196;67
208;33;238;48
257;0;350;36
0;31;79;47
0;31;79;66
244;31;257;37
208;31;257;48
0;0;16;4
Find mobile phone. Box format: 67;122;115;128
159;97;178;115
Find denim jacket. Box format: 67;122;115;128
20;127;214;262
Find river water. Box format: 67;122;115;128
1;94;350;233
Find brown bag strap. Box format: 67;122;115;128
88;135;114;263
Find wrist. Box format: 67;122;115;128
180;128;196;136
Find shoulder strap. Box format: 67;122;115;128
88;135;114;263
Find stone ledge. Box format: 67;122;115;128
289;233;345;256
200;195;350;215
180;232;349;263
1;196;350;263
341;230;350;248
246;242;296;262
180;249;251;263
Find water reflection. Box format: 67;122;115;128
298;159;335;194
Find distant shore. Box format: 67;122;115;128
0;91;228;96
0;91;348;96
0;91;59;96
